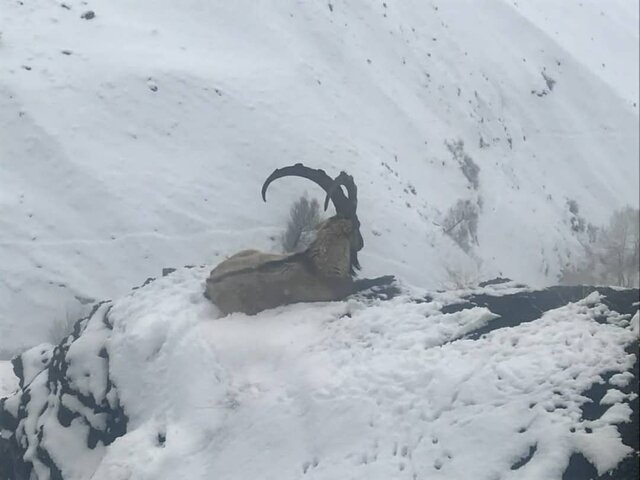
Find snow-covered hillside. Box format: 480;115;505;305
0;0;638;353
1;269;638;480
0;362;17;399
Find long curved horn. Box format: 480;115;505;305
261;163;352;214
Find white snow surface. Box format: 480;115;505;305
0;361;18;398
42;268;630;480
0;0;638;353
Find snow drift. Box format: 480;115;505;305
1;268;638;480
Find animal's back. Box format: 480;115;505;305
205;258;352;315
208;250;286;280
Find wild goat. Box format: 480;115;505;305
205;163;391;315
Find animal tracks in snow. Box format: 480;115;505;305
302;457;319;474
294;287;638;478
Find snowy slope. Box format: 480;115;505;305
0;362;17;398
0;1;638;353
1;269;638;480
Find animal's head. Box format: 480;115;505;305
261;163;364;274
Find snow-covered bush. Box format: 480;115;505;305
561;206;640;287
281;195;322;252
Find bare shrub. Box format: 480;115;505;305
561;206;639;287
566;199;587;233
586;223;598;243
281;195;322;253
600;207;640;286
443;199;480;252
445;139;480;190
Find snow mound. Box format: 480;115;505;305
1;269;638;480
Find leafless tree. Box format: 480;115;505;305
561;207;639;287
